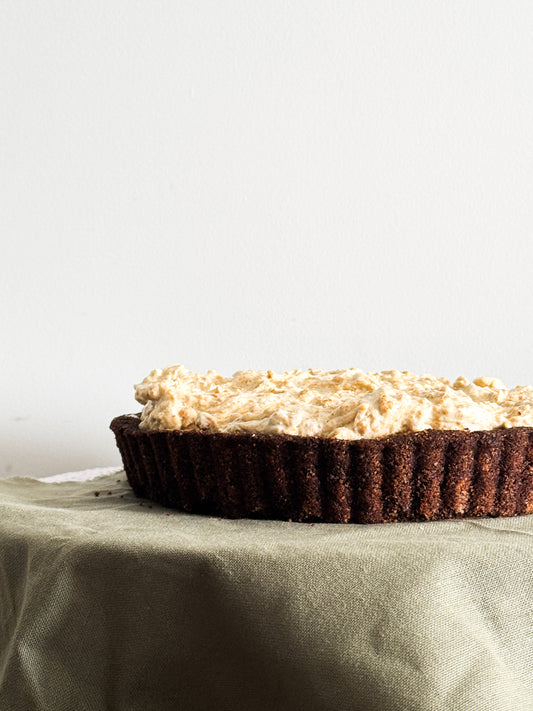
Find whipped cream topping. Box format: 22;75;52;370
134;365;533;440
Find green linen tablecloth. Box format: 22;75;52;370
1;472;533;711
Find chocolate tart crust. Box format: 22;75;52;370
110;415;533;524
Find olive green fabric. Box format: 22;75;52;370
1;473;533;711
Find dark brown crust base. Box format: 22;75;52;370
110;415;533;524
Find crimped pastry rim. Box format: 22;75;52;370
110;415;533;524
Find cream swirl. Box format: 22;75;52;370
134;365;533;439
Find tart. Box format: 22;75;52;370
110;366;533;523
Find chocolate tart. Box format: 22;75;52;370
110;415;533;524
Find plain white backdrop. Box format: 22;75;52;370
2;1;533;477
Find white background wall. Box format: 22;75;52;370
2;1;533;477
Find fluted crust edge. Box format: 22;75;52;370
110;415;533;524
